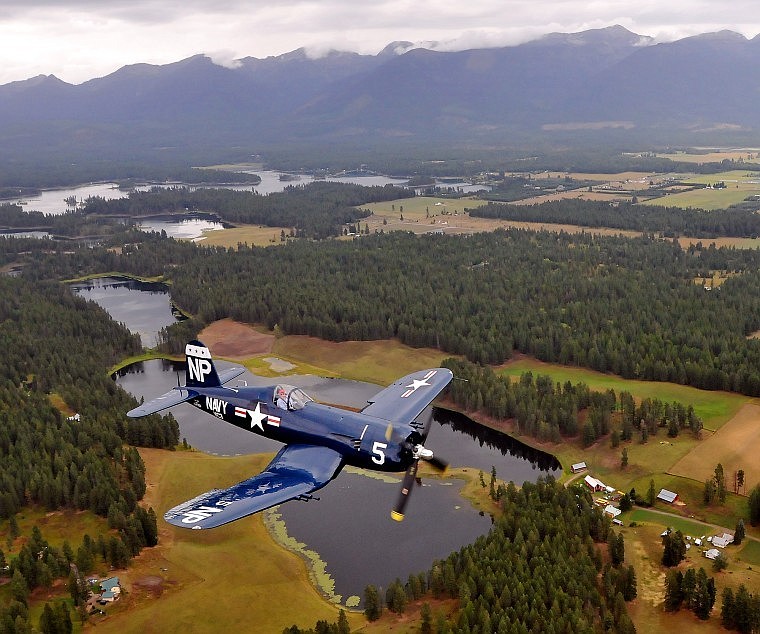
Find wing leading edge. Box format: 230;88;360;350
362;367;453;425
164;444;344;529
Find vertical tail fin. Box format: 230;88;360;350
185;340;222;388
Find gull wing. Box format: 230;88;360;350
164;444;344;529
361;367;453;425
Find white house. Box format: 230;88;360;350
712;533;734;548
704;548;721;560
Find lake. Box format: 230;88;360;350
11;172;488;215
91;276;559;604
70;277;182;347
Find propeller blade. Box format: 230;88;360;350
425;455;449;472
391;460;419;522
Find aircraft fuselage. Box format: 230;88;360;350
186;385;415;472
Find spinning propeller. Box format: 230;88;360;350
388;410;449;521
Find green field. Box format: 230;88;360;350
738;539;760;566
499;358;748;430
626;508;710;536
640;170;760;210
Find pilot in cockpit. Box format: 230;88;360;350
274;385;313;411
275;386;288;410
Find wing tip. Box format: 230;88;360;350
391;510;405;522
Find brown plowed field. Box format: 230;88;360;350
670;403;760;491
197;319;274;359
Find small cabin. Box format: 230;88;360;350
571;462;587;473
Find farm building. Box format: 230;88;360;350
657;489;678;504
603;504;622;519
100;589;120;603
704;548;721;560
584;475;606;492
99;577;120;592
712;533;734;548
571;462;587;473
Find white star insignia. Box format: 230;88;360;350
405;378;431;393
248;402;267;431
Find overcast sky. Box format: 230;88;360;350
2;0;759;86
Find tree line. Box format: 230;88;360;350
441;359;703;447
470;197;760;238
1;515;158;632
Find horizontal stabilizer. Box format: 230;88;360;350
126;387;196;418
164;444;344;529
218;366;246;385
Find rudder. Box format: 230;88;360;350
185;340;222;387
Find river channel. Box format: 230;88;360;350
78;277;560;605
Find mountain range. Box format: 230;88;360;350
3;26;760;170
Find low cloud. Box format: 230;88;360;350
205;50;242;69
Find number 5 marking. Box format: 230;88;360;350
371;441;388;465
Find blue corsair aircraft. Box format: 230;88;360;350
127;340;452;529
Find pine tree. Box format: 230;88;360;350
663;569;684;611
662;530;686;567
734;518;745;546
336;609;349;634
749;484;760;525
364;584;381;621
715;463;727;503
420;602;433;634
721;586;735;630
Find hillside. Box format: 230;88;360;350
2;26;760;171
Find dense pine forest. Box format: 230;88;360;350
20;227;760;395
0;275;178;630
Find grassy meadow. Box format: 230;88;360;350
640;170;760;210
88;449;359;634
196;224;293;248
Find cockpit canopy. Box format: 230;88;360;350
273;384;313;411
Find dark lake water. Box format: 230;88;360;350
70;276;181;347
95;277;559;605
